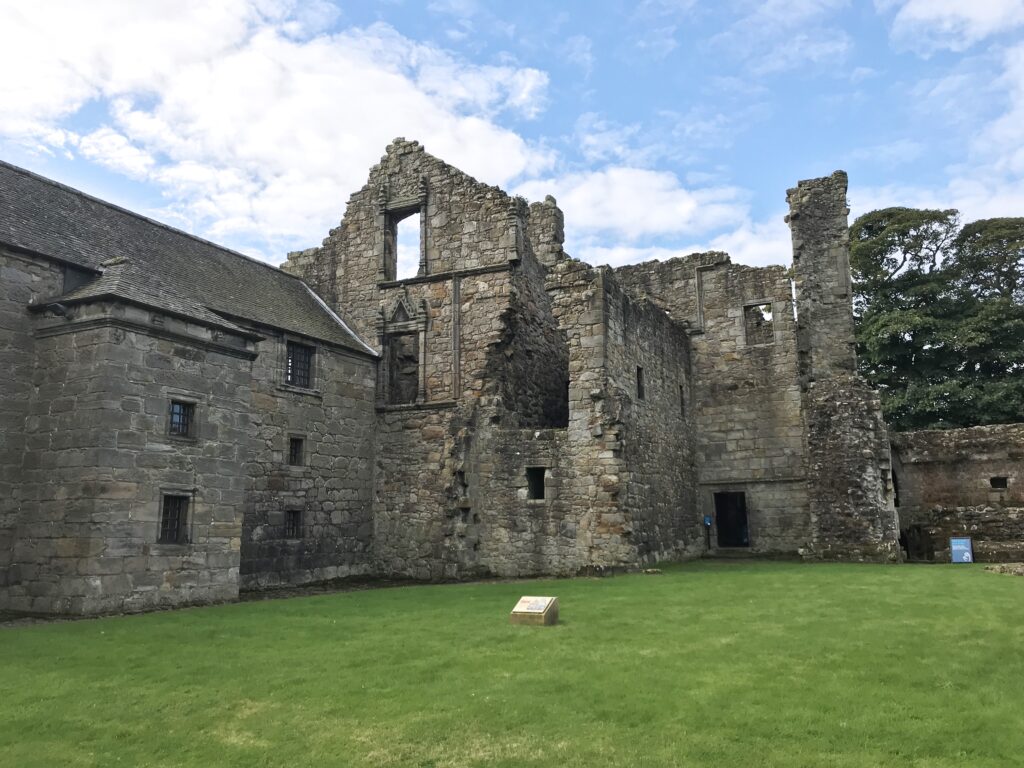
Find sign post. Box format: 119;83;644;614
950;537;974;563
703;515;713;551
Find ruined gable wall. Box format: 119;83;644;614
0;249;64;599
615;255;812;555
7;301;253;615
241;333;376;589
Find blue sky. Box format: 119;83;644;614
2;1;1023;272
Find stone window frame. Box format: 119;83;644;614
163;389;203;443
742;298;776;348
287;433;307;468
278;334;322;396
524;465;550;504
284;507;304;540
376;292;429;409
377;176;429;282
154;486;195;549
636;367;646;401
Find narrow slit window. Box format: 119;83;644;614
159;495;189;544
169;401;195;437
679;385;686;417
744;303;774;346
990;476;1008;489
526;467;546;500
636;367;645;401
288;437;305;466
285;509;303;539
286;341;315;388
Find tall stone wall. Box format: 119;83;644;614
892;424;1023;562
7;301;254;614
0;249;65;596
241;333;376;588
615;255;811;555
787;172;899;562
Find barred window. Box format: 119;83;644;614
286;341;315;388
169;401;195;437
159;495;189;544
285;509;303;539
288;437;305;466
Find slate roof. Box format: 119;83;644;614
0;160;374;355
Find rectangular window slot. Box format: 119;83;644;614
288;437;305;466
636;367;645;400
526;467;546;500
679;384;686;417
159;495;189;544
990;476;1008;489
744;303;774;346
169;401;195;437
285;509;303;539
286;341;315;388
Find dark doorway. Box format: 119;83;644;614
714;492;749;547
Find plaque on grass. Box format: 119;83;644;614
510;595;559;626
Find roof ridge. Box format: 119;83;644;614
0;158;305;283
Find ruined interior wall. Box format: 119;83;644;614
788;171;899;562
0;249;64;600
600;270;701;563
616;256;811;555
241;334;376;589
8;302;252;614
891;424;1023;562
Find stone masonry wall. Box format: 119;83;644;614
7;300;254;614
892;424;1023;562
0;249;65;598
241;332;376;588
615;255;811;555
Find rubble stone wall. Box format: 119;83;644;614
0;249;64;596
7;301;254;614
240;332;377;588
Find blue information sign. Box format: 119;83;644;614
703;515;713;527
950;537;973;563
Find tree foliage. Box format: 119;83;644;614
850;209;1024;430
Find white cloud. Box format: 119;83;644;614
562;35;594;76
0;2;552;260
881;0;1024;54
516;166;745;242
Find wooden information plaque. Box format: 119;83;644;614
509;595;559;626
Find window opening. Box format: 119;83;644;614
990;476;1008;489
744;303;774;346
288;437;305;466
169;401;195;437
286;341;314;388
159;495;189;544
387;333;420;404
526;467;546;500
285;509;303;539
679;385;686;417
395;211;421;280
636;367;645;400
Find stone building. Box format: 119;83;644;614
1;138;916;616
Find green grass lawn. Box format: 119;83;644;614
1;562;1022;767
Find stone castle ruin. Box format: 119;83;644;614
0;139;1016;616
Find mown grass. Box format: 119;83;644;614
1;562;1021;767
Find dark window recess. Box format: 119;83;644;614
286;341;315;388
387;333;420;404
636;367;645;400
159;495;189;544
285;509;302;538
744;303;774;345
169;401;195;437
714;491;749;548
679;385;686;417
526;467;546;500
288;437;305;466
990;476;1009;489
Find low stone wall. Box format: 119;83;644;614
907;506;1024;563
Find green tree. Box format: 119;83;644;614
850;209;1024;430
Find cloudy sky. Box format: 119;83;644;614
2;1;1023;272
